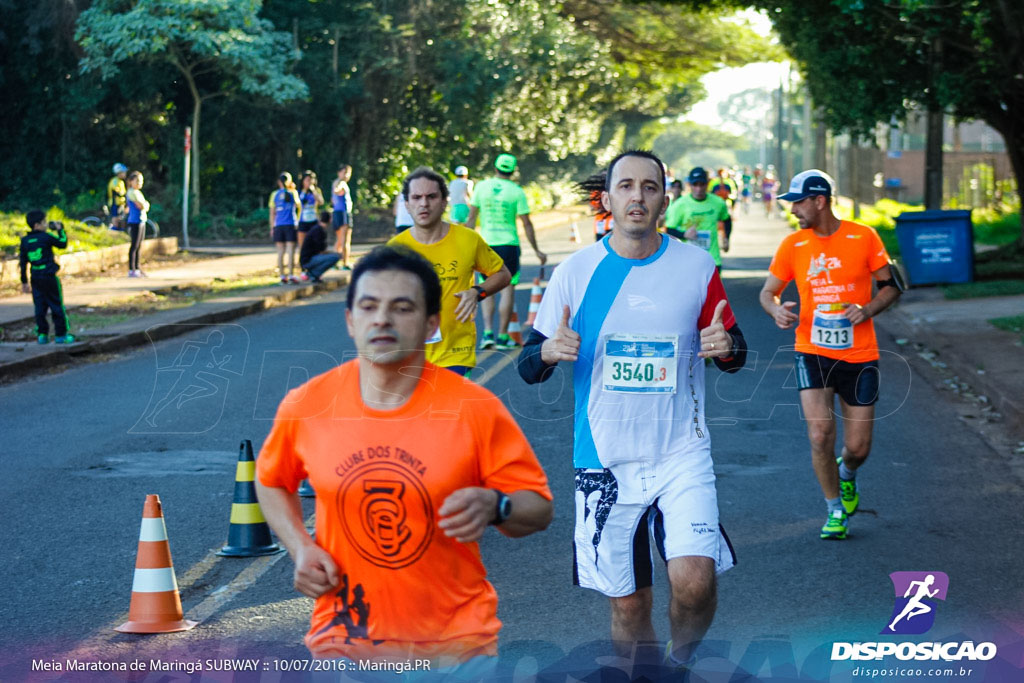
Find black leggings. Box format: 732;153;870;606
128;222;145;270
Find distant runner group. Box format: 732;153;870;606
247;148;903;676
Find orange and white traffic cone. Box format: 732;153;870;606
569;221;580;243
525;277;543;327
116;494;196;633
508;310;524;346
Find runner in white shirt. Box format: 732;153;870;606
518;150;748;671
448;165;473;224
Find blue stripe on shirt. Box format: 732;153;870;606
572;235;669;468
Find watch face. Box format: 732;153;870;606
499;496;512;520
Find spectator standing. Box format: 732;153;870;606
125;171;151;277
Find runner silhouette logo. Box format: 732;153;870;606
882;571;949;635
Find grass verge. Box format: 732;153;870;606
0;271;281;342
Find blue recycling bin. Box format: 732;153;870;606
894;210;974;286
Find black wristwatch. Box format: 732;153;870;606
472;285;487;301
489;489;512;526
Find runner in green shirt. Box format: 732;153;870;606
466;153;546;350
664;166;730;269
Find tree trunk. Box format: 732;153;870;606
924;107;943;210
998;125;1024;244
191;96;201;217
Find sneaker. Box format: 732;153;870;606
342;265;352;272
820;509;848;540
496;334;521;350
128;270;140;278
280;276;289;284
289;275;301;284
38;334;49;345
479;331;496;350
137;270;148;278
664;640;697;671
299;273;310;282
55;334;76;344
837;457;859;515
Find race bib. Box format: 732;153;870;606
426;327;442;345
602;334;677;393
811;310;853;350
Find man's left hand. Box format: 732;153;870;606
453;289;478;322
699;299;733;358
438;487;497;543
843;303;871;325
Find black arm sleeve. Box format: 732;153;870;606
517;329;558;384
713;323;748;374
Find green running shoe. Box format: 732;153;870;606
479;331;496;350
839;478;859;515
496;334;521;350
820;509;848;540
55;334;76;344
38;334;50;345
837;456;859;515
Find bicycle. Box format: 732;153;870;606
82;208;160;239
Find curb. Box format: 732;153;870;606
0;275;349;383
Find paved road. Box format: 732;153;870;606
1;212;1021;681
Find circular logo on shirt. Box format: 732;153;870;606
337;462;434;569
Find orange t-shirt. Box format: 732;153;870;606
256;360;552;662
769;220;891;362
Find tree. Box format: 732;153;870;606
751;0;1023;237
76;0;308;216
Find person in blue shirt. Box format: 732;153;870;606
269;172;302;283
19;210;74;344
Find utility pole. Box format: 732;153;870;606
924;37;944;210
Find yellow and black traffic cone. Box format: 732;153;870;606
218;440;284;557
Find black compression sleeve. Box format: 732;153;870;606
713;323;748;374
518;329;557;384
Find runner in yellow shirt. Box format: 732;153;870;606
389;167;511;376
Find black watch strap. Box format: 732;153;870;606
488;489;511;525
473;285;487;301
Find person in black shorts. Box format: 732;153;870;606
269;172;301;284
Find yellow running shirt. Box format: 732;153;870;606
389;224;504;368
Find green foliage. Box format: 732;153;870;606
76;0;307;104
0;210;129;257
2;1;774;228
943;280;1024;301
747;0;1024;235
989;314;1024;342
652;122;749;174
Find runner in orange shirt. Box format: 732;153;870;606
759;170;902;541
256;245;553;673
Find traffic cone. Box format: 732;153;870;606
525;277;543;327
569;220;580;243
116;494;196;633
298;479;315;498
218;440;284;557
508;310;524;346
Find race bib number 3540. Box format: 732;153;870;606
602;334;678;393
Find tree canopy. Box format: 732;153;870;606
1;0;775;232
750;0;1023;222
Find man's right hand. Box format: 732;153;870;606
540;305;580;364
773;301;798;329
684;227;698;241
293;542;341;598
